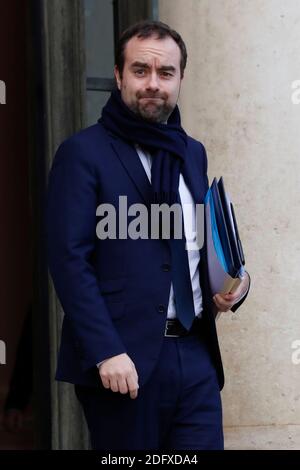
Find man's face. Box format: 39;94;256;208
114;35;183;123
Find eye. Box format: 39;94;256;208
134;69;145;76
160;71;173;78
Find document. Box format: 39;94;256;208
205;178;245;295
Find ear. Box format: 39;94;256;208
114;65;121;90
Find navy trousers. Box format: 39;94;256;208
75;331;223;450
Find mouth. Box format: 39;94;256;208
139;98;163;108
139;97;163;101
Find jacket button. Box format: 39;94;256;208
161;263;171;272
157;304;166;314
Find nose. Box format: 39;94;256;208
146;72;159;92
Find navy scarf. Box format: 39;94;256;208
100;89;188;206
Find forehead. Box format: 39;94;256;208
124;35;181;68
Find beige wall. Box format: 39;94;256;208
159;0;300;450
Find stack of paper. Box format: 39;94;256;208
205;177;245;295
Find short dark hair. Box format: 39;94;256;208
115;20;187;79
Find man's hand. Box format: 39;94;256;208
213;272;250;313
98;353;139;399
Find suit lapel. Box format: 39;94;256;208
110;134;205;207
110;137;153;206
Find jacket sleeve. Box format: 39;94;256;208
46;138;126;371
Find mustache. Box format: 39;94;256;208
137;92;167;99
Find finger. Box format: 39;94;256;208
129;385;139;400
129;359;139;382
213;294;222;307
215;293;232;305
109;377;119;393
118;377;129;395
132;365;139;383
100;373;110;389
224;292;235;300
215;293;230;302
213;295;231;312
126;375;139;399
224;292;240;303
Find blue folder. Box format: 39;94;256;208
205;188;228;273
217;177;245;270
206;177;245;280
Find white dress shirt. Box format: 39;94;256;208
135;144;203;319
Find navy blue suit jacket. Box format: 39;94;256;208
46;121;248;390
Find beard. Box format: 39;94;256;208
128;92;175;123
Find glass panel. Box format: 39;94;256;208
84;0;115;78
86;90;111;126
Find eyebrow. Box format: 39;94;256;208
130;61;176;73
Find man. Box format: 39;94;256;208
46;20;250;450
